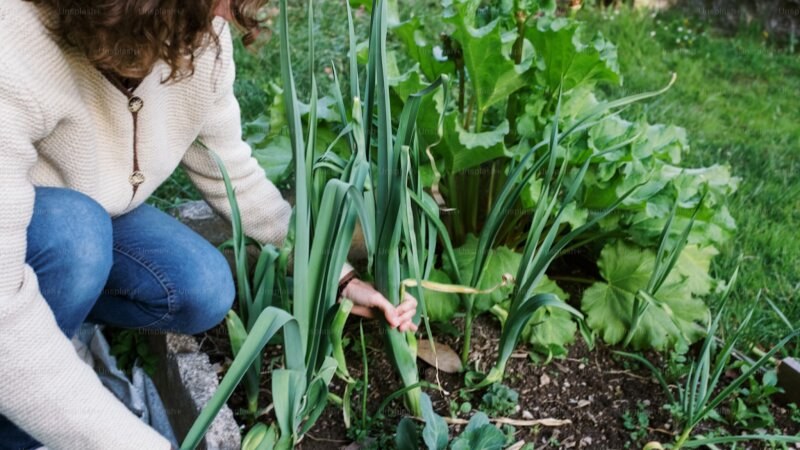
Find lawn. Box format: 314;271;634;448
578;6;800;350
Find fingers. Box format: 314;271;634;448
396;293;419;332
398;321;418;333
342;278;421;332
396;310;417;333
397;294;417;314
350;305;377;319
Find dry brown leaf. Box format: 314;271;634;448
416;339;463;373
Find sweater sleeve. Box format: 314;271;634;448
181;22;355;279
0;62;170;449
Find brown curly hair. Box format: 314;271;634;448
27;0;268;82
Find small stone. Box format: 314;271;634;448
522;410;534;420
578;363;586;370
540;373;551;387
577;399;591;408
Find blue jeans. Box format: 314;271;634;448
0;187;235;449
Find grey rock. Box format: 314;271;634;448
148;333;241;450
171;201;231;247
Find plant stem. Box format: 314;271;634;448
486;161;496;215
461;298;475;365
467;173;479;233
464;96;475;130
447;175;465;243
475;108;485;133
327;392;343;406
673;426;693;449
504;9;528;145
359;321;368;433
489;304;508;327
458;62;466;116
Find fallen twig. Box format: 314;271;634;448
413;416;571;427
607;369;654;382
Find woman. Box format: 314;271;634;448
0;1;418;449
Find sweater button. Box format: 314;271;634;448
129;171;145;186
128;96;143;113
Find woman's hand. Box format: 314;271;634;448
340;278;419;332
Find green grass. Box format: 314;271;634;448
232;1;372;123
578;6;799;351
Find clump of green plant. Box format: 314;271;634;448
446;81;682;388
396;393;508;450
108;328;158;377
621;401;651;448
480;383;519;418
727;368;781;430
788;403;800;425
448;389;475;418
615;270;800;449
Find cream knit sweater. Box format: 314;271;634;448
0;2;349;449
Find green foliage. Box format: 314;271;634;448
621;401;650;448
241;82;293;186
408;393;507;450
579;6;800;354
789;403;800;425
385;0;738;362
421;393;449;450
581;241;712;350
395;417;421;450
518;277;576;360
525;16;620;92
614;269;800;449
479;383;519;418
216;0;742;372
444;4;529;115
242;423;278;450
449;413;506;450
424;269;462;322
183;0;383;444
727;368;781;430
108;329;157;378
444;235;520;313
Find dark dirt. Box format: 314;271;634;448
199;309;800;450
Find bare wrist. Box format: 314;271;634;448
337;269;357;299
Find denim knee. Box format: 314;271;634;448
172;249;235;335
27;187;113;336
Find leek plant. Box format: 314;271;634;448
182;0;373;445
178;146;303;450
616;270;800;449
220;178;282;417
180;128;357;449
209;144;285;417
358;0;446;415
311;0;449;416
